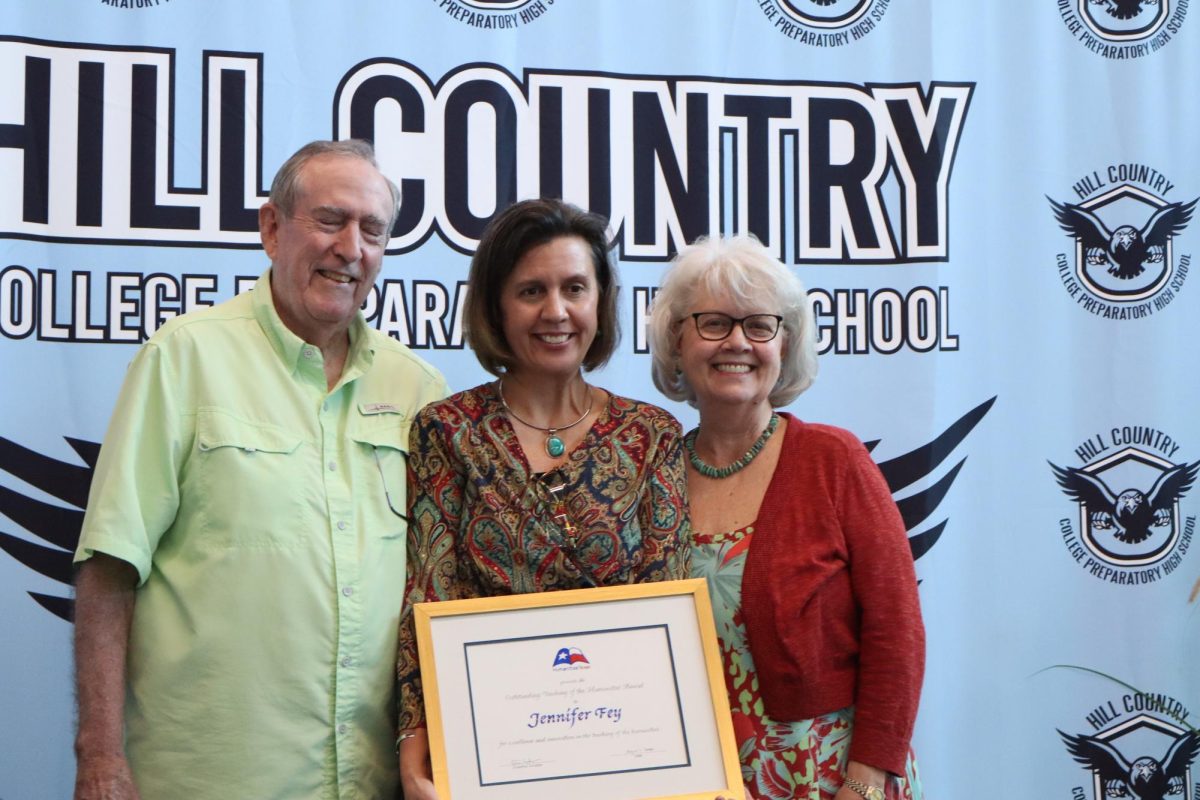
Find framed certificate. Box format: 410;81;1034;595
413;578;744;800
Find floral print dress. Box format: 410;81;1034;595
692;526;923;800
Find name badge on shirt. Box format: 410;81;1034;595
359;402;404;416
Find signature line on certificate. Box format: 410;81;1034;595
613;747;664;759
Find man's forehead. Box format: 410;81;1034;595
294;154;390;205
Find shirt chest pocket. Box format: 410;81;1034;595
192;410;308;548
348;414;411;540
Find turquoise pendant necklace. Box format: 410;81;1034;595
684;413;780;479
498;380;594;458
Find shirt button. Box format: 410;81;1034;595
337;724;348;735
341;656;352;668
303;347;315;358
328;461;337;472
337;520;348;531
342;586;354;597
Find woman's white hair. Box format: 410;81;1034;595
648;235;817;408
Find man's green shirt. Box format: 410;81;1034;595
75;271;447;799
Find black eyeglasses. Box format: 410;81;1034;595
374;447;411;524
688;312;783;342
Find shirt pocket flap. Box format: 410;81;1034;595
349;415;411;538
196;410;303;454
348;413;411;452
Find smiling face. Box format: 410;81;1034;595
499;236;599;380
677;286;784;413
259;153;394;346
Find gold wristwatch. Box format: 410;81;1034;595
843;776;885;800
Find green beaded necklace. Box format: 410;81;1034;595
684;413;780;479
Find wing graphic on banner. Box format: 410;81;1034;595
863;397;996;566
0;399;995;619
0;436;99;621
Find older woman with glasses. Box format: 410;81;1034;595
649;236;924;800
396;198;690;800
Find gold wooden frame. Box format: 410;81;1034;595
413;578;743;800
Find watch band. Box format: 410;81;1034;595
843;776;885;800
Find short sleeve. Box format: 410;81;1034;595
74;342;188;585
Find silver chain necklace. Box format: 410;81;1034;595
498;380;594;458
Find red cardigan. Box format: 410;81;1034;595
740;414;925;776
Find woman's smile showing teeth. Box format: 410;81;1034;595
537;333;572;344
715;363;752;373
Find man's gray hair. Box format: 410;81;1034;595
268;139;401;225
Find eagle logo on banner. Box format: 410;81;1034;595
1048;189;1197;303
1093;0;1158;22
775;0;873;27
1080;0;1168;38
1050;460;1199;545
0;398;994;620
1059;726;1200;800
1049;196;1196;281
1050;448;1197;566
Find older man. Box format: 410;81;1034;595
72;140;446;800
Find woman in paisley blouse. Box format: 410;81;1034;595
397;198;690;800
649;236;924;800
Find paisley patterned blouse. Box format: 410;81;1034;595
397;382;691;729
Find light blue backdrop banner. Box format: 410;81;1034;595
2;2;1198;798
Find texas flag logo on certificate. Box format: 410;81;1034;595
552;647;590;669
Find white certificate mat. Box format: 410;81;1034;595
466;624;688;784
414;579;743;800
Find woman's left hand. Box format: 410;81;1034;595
837;760;888;800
